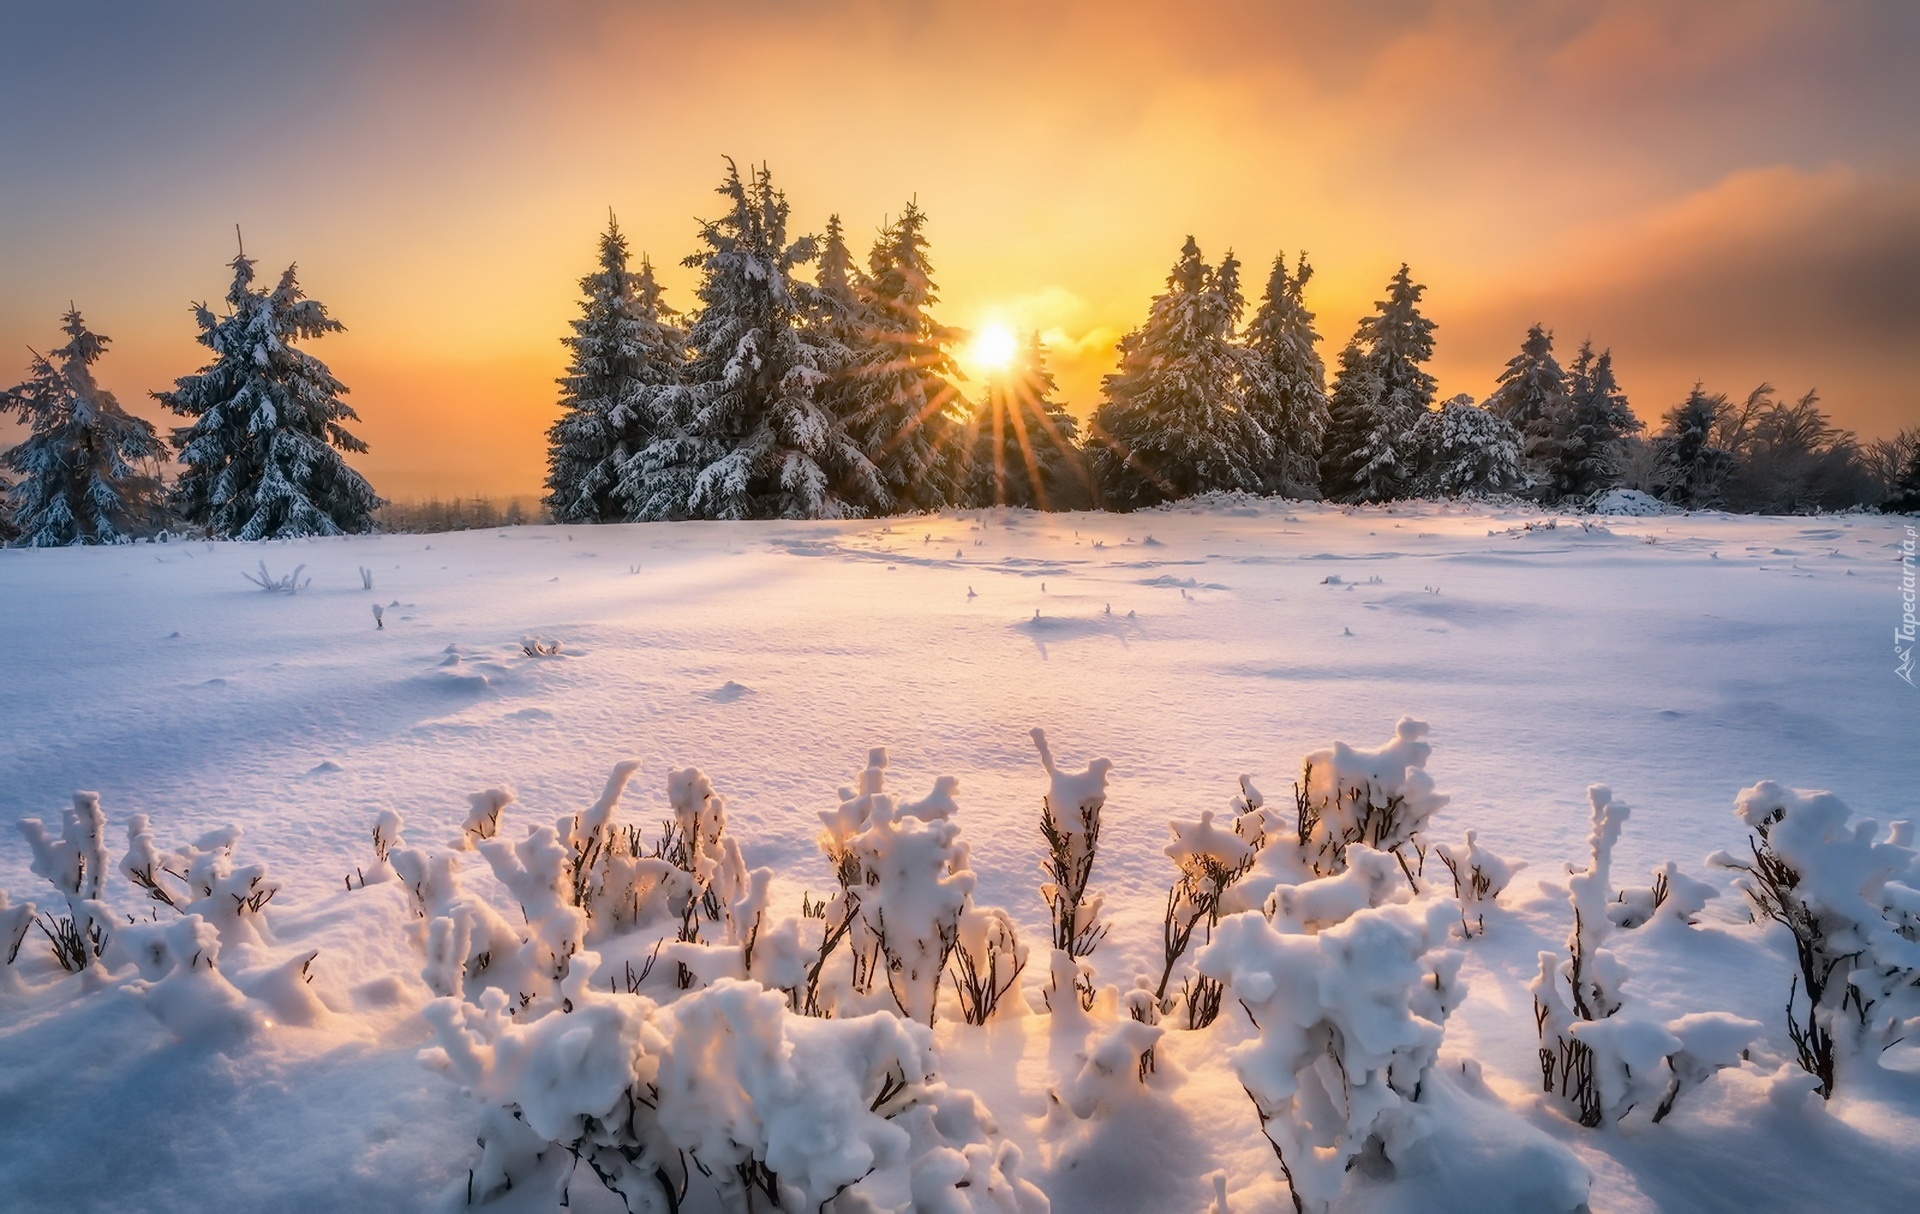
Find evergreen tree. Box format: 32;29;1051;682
1;308;168;545
1654;384;1734;508
1486;323;1567;443
158;248;378;538
1321;264;1437;501
1241;251;1328;496
544;215;685;523
1411;394;1527;498
1534;341;1639;501
1088;237;1266;510
963;333;1086;510
618;161;878;521
844;202;965;512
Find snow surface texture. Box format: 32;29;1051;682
1;497;1916;1214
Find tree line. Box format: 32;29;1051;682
4;161;1917;546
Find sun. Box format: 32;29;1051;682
965;322;1019;377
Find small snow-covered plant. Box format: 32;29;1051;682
1032;728;1112;959
522;635;563;657
949;904;1028;1026
358;565;374;590
1196;897;1464;1214
121;813;279;943
1535;787;1759;1126
1433;829;1522;937
1;890;36;966
1144;806;1262;1032
1290;717;1448;887
241;560;309;592
829;754;978;1026
18;793;112;971
1533;785;1628;1126
422;978;1050;1213
1709;781;1920;1098
1607;861;1716;930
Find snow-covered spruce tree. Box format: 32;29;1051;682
1319;265;1436;502
617;161;880;520
964;333;1088;511
543;215;685;523
1486;323;1567;468
1534;342;1639;502
1410;395;1527;498
1241;251;1329;497
1088;238;1267;510
842;202;967;512
1;308;168;545
157;249;378;538
1653;385;1734;508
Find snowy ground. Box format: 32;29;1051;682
1;498;1915;1214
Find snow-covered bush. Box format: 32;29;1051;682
423;978;1049;1213
1196;896;1465;1214
1709;781;1920;1096
1288;716;1448;886
121;813;279;944
1031;728;1112;959
1433;829;1521;937
1143;803;1264;1031
816;748;998;1025
1534;787;1759;1126
17;793;112;970
1606;860;1716;930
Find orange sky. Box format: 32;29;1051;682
2;0;1915;499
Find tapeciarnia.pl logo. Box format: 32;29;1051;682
1899;525;1916;686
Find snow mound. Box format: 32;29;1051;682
1588;488;1671;517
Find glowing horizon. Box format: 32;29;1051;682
2;1;1914;500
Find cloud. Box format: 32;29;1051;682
1439;167;1920;436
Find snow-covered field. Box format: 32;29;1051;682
2;498;1915;1214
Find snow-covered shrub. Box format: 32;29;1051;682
1433;829;1521;937
423;977;1048;1213
1709;781;1920;1097
1606;860;1716;930
1032;728;1112;958
1143;805;1264;1031
1195;896;1465;1214
817;748;983;1025
1534;787;1759;1126
1;889;37;967
1289;717;1448;887
241;560;310;593
121;813;279;944
950;904;1029;1026
17;793;112;970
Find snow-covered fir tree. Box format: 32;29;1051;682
1089;237;1267;510
1;308;168;545
1411;394;1527;498
544;215;685;523
844;202;965;512
1486;323;1567;447
1655;385;1734;508
1241;251;1329;496
963;333;1087;510
1534;342;1640;501
157;249;379;538
1320;264;1436;501
617;161;878;521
